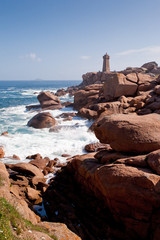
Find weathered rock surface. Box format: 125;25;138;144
94;113;160;153
81;72;99;86
95;150;128;164
76;67;159;120
62;101;74;107
55;85;79;97
103;73;138;101
26;104;41;111
102;101;124;115
147;149;160;174
84;142;111;152
0;162;40;224
39;222;82;240
137;73;155;92
7;162;44;178
74;84;103;110
44;153;111;240
27;112;56;129
57;112;76;119
27;187;41;201
141;61;158;71
120;67;147;75
0;163;81;239
37;91;62;110
68;151;160;240
26;153;43;160
78;107;98;119
29;157;49;170
115;154;148;167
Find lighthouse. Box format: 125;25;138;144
102;53;110;73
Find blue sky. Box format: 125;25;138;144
0;0;160;80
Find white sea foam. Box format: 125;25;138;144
0;102;97;164
20;87;67;96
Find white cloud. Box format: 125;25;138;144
116;46;160;56
20;52;42;62
80;55;90;60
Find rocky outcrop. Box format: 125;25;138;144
37;91;62;110
78;108;98;119
27;112;56;129
0;162;81;239
94;113;160;153
75;65;159;120
81;72;99;86
44;153;112;240
74;84;103;110
84;142;112;152
55;86;79;97
103;73;138;101
43;145;160;240
29;157;49;170
7;162;44;178
26;104;41;111
120;67;146;75
102;72;155;101
38;222;81;240
137;72;156;92
147;149;160;174
19;222;81;240
57;112;76;119
0;162;40;224
141;61;158;72
68;152;160;240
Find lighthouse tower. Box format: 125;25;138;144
102;53;110;73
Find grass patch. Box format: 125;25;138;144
0;198;23;240
24;220;58;240
0;197;58;240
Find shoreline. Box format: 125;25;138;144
1;61;160;239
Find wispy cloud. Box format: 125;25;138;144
20;53;42;62
117;46;160;56
80;55;90;60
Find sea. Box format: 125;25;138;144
0;80;97;167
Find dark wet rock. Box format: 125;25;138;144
26;104;41;111
27;112;56;129
62;101;74;108
61;154;71;158
57;112;76;119
26;153;43;160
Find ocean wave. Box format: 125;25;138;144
0;82;96;165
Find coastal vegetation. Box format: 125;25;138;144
0;197;57;240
